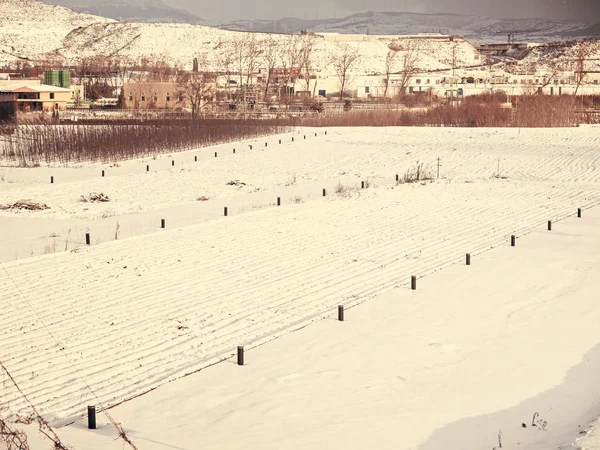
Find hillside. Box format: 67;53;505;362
0;0;482;74
41;0;205;24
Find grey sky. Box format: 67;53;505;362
165;0;600;22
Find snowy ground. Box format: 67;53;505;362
2;126;600;449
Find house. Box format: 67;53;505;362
122;82;187;109
0;84;71;112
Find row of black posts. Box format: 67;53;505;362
53;131;329;184
86;206;585;428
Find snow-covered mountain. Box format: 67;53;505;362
41;0;205;24
220;11;600;43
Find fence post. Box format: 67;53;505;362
265;142;268;147
466;253;471;265
277;197;281;206
361;181;365;189
85;233;90;245
511;235;516;247
87;405;96;429
101;170;105;177
146;164;150;171
578;208;582;218
249;145;253;150
322;188;326;197
279;139;281;144
292;137;294;142
237;346;244;366
548;220;552;231
50;176;54;184
338;305;344;321
172;160;174;166
304;135;306;139
194;156;197;161
161;219;165;229
224;207;228;217
411;275;417;290
215;152;217;158
395;174;399;182
233;148;235;154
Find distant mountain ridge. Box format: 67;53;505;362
219;11;600;43
41;0;205;23
37;1;600;42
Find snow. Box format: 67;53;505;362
2;127;600;450
8;184;600;450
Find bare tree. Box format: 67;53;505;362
573;40;599;95
177;62;215;118
261;36;283;101
299;34;317;95
383;47;398;98
331;43;361;98
389;39;421;96
282;34;303;101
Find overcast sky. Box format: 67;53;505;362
165;0;600;22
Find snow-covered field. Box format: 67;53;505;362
2;126;600;449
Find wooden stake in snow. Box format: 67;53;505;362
85;233;90;246
338;305;344;321
172;160;174;166
161;219;165;229
322;188;326;197
279;139;281;144
87;406;96;429
265;142;268;147
233;149;235;154
50;176;54;184
277;197;281;206
511;235;516;247
466;253;471;265
237;346;244;366
361;181;365;189
195;156;197;161
315;132;317;137
325;131;327;135
146;165;150;171
304;135;306;139
102;170;105;177
395;174;399;182
215;152;218;158
224;207;228;217
249;145;253;150
578;208;582;218
292;137;294;142
411;276;417;290
548;220;552;231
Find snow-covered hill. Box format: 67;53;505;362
222;11;599;44
41;0;205;24
0;0;482;74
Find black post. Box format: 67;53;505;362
578;208;582;218
161;219;165;229
85;233;90;245
277;197;281;206
511;235;516;247
548;220;552;231
233;149;236;154
361;181;365;189
250;145;253;150
146;165;149;172
315;132;317;137
325;131;327;135
338;305;344;321
322;188;326;197
279;139;281;144
50;176;54;184
304;135;306;139
195;156;197;161
102;170;105;177
265;142;268;147
237;346;244;366
411;275;417;290
87;405;96;429
466;253;471;265
224;207;228;217
172;160;174;166
292;137;294;142
215;152;217;158
395;174;399;182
